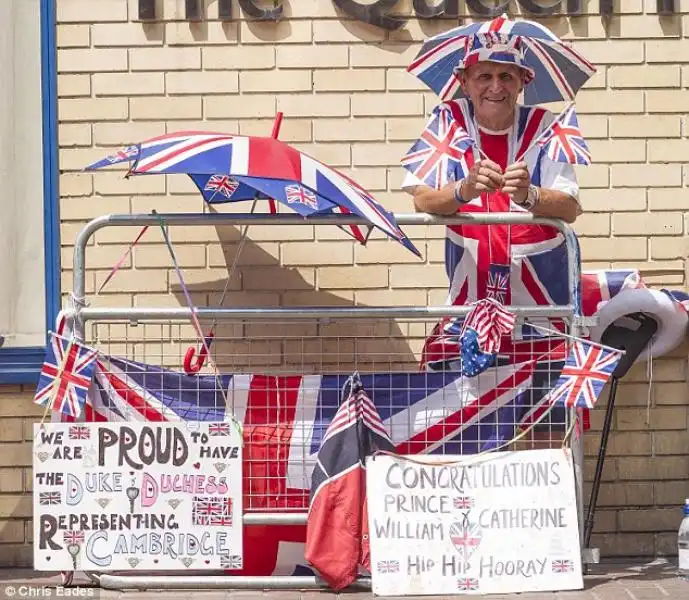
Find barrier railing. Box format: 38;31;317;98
62;212;591;591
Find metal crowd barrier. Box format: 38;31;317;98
62;212;592;591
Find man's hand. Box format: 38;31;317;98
461;159;504;201
502;161;531;204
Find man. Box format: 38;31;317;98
403;41;582;372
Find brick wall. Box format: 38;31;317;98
2;0;688;566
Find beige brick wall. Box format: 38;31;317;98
3;0;689;566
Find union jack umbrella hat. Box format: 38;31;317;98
85;130;421;257
407;13;596;105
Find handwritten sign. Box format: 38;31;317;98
366;448;583;596
33;421;243;571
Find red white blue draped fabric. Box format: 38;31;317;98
305;376;394;590
531;104;591;165
407;13;596;105
34;333;98;418
401;105;476;188
85;131;419;257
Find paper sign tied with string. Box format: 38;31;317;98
366;448;583;596
33;421;243;571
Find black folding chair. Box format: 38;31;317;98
583;312;658;556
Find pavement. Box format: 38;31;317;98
0;560;686;599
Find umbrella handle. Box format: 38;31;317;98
182;111;283;376
183;331;215;375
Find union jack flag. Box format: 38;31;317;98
285;184;319;211
543;340;622;409
454;496;475;509
39;492;61;505
34;334;98;419
192;496;234;527
220;554;243;569
532;104;591;165
457;577;479;591
401;104;476;189
106;145;139;163
209;422;230;436
64;530;85;545
204;175;239;199
552;559;574;573
486;265;510;304
68;425;90;440
376;560;400;573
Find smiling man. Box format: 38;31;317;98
402;37;585;445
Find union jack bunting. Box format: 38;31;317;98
39;492;61;505
204;175;239;199
377;560;400;573
209;422;231;436
457;577;479;591
192;496;234;527
401;104;476;189
34;333;98;419
530;104;591;165
543;340;622;409
68;425;90;440
64;530;85;545
552;559;574;573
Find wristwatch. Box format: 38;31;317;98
519;184;540;210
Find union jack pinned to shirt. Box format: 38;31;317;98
543;339;622;409
34;333;98;419
401;104;476;189
530;103;591;165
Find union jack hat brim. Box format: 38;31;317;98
456;46;536;84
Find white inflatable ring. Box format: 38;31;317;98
588;287;688;363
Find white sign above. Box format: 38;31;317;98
366;448;583;596
33;421;243;571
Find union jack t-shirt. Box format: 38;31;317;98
402;99;580;366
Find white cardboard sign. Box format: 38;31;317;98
33;421;243;571
367;448;583;596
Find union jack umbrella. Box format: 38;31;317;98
407;13;596;105
85;130;420;257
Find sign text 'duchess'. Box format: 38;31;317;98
33;422;243;571
366;449;583;595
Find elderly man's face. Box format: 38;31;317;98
460;62;525;127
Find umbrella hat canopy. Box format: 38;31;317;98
408;13;596;105
85;130;421;257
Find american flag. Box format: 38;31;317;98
192;496;234;527
68;425;90;440
542;340;622;409
460;298;516;356
454;496;475;509
457;577;479;591
64;530;85;544
532;104;591;165
209;422;230;436
552;559;574;573
204;175;239;199
39;492;61;505
401;104;476;189
220;554;243;569
376;560;400;573
34;334;98;419
285;184;319;211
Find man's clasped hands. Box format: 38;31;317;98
457;159;532;205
